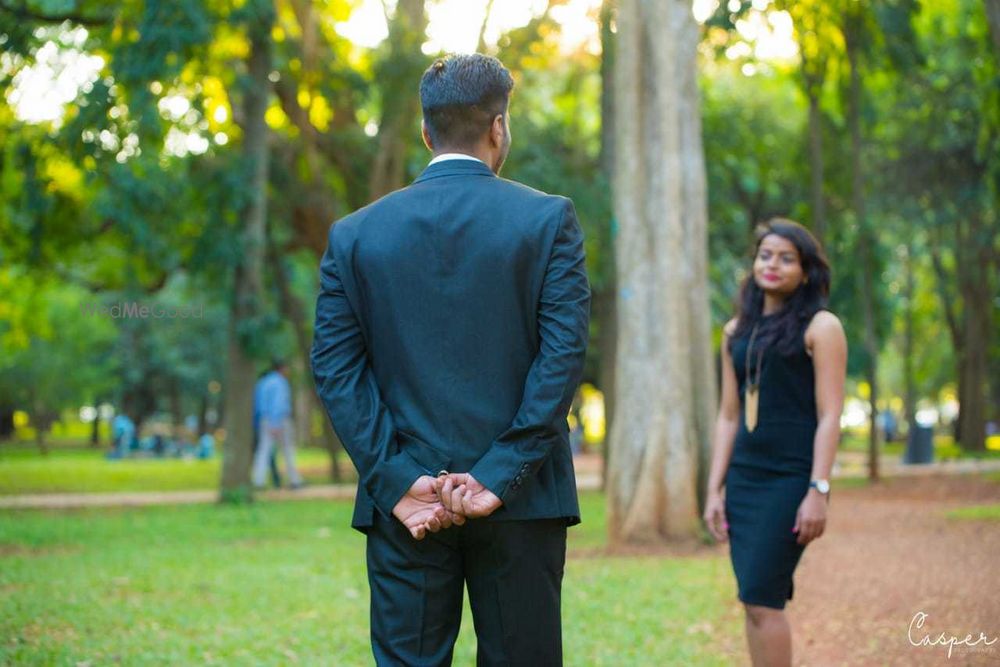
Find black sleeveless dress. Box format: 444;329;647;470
725;317;817;609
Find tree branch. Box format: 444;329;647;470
477;0;496;53
929;233;961;347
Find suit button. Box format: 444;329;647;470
514;475;523;485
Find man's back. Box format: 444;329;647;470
315;158;589;528
311;53;589;667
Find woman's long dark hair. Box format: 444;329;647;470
729;218;831;355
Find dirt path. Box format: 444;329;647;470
790;474;1000;666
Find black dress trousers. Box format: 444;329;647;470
366;513;567;667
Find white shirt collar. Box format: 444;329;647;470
428;153;486;166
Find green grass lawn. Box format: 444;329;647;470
839;432;1000;461
0;493;742;665
946;504;1000;521
0;445;354;495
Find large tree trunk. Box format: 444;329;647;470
220;4;273;502
31;389;51;456
368;0;427;201
986;0;1000;55
903;242;917;439
806;91;826;243
929;216;993;452
594;288;616;487
197;394;209;437
607;0;714;544
597;0;616;488
90;400;101;448
956;236;991;452
0;405;14;441
845;14;880;481
267;239;343;481
791;6;828;244
169;379;183;443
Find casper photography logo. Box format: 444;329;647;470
908;611;998;659
81;301;204;319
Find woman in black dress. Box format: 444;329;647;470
703;219;847;666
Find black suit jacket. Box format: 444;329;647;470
311;158;590;530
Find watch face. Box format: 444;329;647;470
815;479;830;494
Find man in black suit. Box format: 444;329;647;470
311;53;590;666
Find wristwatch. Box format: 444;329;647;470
809;479;830;495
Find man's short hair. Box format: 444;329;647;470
419;54;514;149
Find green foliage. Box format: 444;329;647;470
1;0;997;451
701;64;808;323
0;272;117;427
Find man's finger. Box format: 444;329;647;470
451;511;466;526
451;485;466;515
461;489;477;517
440;478;455;511
448;484;461;510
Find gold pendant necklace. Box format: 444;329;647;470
744;324;764;432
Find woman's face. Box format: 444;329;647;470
753;233;805;297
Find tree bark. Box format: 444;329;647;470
597;0;616;488
594;288;616;487
903;242;917;439
477;0;496;53
197;394;209;437
0;405;14;441
985;0;1000;56
368;0;427;201
267;239;343;481
844;13;880;481
607;0;714;544
792;5;829;244
220;4;273;502
169;379;183;442
929;214;993;452
806;91;826;243
90;401;101;448
956;230;991;452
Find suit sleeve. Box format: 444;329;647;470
310;227;427;518
469;199;591;502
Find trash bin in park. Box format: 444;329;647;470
904;425;934;464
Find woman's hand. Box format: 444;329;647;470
703;492;729;542
793;490;828;545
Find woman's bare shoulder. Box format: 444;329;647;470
806;310;843;336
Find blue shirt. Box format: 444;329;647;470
257;371;292;423
112;414;135;442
